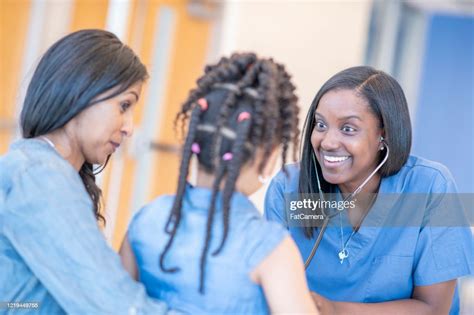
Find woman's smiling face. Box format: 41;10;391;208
311;88;384;193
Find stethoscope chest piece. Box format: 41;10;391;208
338;248;349;264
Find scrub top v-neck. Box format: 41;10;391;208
264;156;473;315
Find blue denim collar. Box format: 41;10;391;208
183;182;257;215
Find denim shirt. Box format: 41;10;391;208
0;139;169;315
128;184;288;314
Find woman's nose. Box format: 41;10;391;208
121;111;134;137
320;128;340;151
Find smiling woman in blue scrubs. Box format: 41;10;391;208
265;66;473;314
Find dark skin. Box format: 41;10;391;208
311;280;456;315
310;89;456;314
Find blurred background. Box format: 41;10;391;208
1;0;473;311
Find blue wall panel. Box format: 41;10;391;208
413;14;474;193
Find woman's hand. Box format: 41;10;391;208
311;291;336;315
310;279;456;315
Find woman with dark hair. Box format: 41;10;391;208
265;66;473;314
0;29;169;314
119;53;318;314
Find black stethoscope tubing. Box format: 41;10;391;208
304;141;390;269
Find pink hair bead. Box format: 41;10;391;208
197;98;208;111
222;152;233;161
237;111;251;122
191;143;200;154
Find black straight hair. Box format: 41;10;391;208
20;29;148;223
299;66;412;238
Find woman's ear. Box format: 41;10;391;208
379;130;386;151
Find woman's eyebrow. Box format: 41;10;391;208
315;112;361;121
339;115;362;121
128;91;139;101
315;112;325;119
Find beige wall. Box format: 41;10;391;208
0;0;371;241
0;0;214;249
213;0;372;210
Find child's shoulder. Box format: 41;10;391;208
238;215;289;271
138;194;174;217
149;194;176;209
128;194;175;235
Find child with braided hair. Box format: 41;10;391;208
119;53;318;314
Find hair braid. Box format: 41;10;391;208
174;54;256;152
212;114;252;256
208;92;238;168
199;160;227;293
258;61;280;172
275;62;300;172
160;104;203;273
246;63;266;150
166;52;301;295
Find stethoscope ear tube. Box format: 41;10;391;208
304;141;390;269
304;216;330;269
305;153;330;268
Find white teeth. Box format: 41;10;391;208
324;155;349;163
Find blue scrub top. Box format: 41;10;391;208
264;155;473;314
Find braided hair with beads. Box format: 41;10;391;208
161;52;300;294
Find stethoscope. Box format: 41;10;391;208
304;138;390;269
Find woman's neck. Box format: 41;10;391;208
40;130;84;171
338;173;381;197
339;173;381;231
